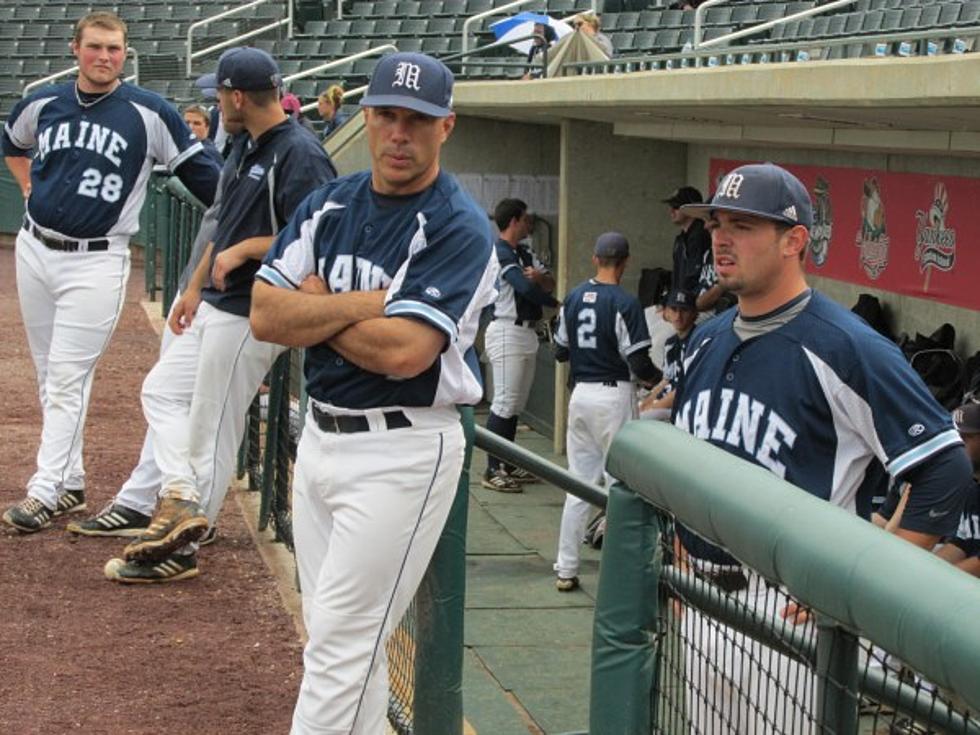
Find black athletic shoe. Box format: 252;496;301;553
104;553;199;584
504;467;537;484
53;490;87;517
2;496;54;533
123;497;208;563
556;576;580;592
66;503;151;538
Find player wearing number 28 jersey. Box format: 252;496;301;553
1;11;219;533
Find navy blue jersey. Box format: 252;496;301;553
951;479;980;557
2;81;219;238
655;331;690;399
673;291;962;512
258;169;498;409
201;118;336;317
671;219;711;294
491;240;556;322
555;279;651;384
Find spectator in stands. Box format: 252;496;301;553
523;22;558;80
280;92;317;137
317;84;348;140
572;11;613;57
183;104;223;164
663;185;711;294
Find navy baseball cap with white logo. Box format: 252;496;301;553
953;402;980;434
681;163;813;229
360;52;454;118
215;47;282;91
594;231;630;258
665;288;696;310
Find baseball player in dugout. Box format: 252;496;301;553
1;11;221;534
670;162;973;731
99;47;336;583
663;185;712;295
250;52;498;734
553;232;661;591
482;198;559;492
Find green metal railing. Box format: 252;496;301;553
586;420;980;734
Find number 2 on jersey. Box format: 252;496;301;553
577;308;597;349
78;168;123;203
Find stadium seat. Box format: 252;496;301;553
617;12;640;30
395;1;422;16
330;20;354;36
418;0;444;16
880;9;903;31
370;1;399;17
900;7;923;29
653;28;682;51
421;36;451;54
638;10;662;29
305;20;330;35
374;18;402;36
439;0;465;17
959;1;980;25
352;1;375;16
705;6;733;26
351;19;377;36
426;17;456;35
397;37;425;53
465;0;494;15
290;79;318;98
399;18;428;36
937;3;963;26
320;38;345;57
633;30;656;52
825;14;847;36
810;15;830;37
611;31;636;53
917;6;942;28
861;10;884;33
343;38;372;53
731;5;759;26
659;9;683;27
757;4;788;22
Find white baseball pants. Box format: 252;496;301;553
484;320;538;418
290;406;463;735
16;227;130;509
141;301;283;522
683;567;815;734
114;306;180;516
555;381;635;580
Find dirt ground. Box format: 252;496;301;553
0;244;303;734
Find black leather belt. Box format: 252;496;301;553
514;318;537;328
24;218;109;252
311;405;412;434
581;380;623;387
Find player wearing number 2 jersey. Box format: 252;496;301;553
553;232;660;591
1;12;220;533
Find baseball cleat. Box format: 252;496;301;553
66;503;151;537
2;496;54;533
504;466;537;484
481;471;522;493
52;489;87;517
122;497;208;563
104;553;199;584
555;576;580;593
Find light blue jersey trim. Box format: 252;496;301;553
386;300;458;342
169;140;204;170
888;429;962;478
256;263;296;290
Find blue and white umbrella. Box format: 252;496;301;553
490;11;574;55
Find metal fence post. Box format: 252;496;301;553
815;616;860;735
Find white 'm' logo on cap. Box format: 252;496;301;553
393;62;422;91
720;173;744;199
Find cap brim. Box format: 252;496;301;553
360;94;451;118
195;73;217;89
680;202;803;227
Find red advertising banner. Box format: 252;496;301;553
709;159;978;311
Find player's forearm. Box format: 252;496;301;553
231;236;276;261
329;317;444;378
956;556;980;578
186;243;214;293
250;281;385;347
4;156;31;198
696;285;724;312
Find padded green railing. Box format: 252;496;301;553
592;419;980;733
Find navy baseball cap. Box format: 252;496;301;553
215;47;282;91
953;402;980;434
665;288;696;310
194;73;217;99
662;186;703;208
594;231;629;258
360;52;454;117
681;163;813;229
